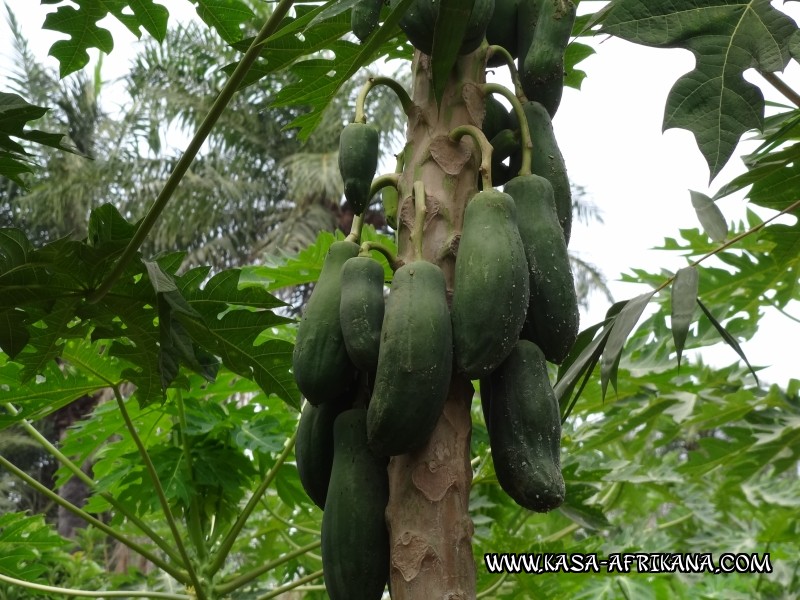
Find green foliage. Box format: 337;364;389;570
601;0;798;179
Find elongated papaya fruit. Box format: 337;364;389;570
520;0;576;117
295;392;352;509
367;260;453;456
505;174;579;364
480;339;565;512
339;256;385;374
489;128;519;187
322;408;389;600
509;100;572;244
394;0;495;56
352;0;383;42
452;189;529;379
339;123;380;215
482;95;513;143
292;241;359;405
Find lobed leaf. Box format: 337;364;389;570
670;266;699;365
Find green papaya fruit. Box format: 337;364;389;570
508;100;572;244
489;128;519;187
516;0;544;67
451;189;529;379
322;408;389;600
482;95;512;143
480;339;565;511
339;256;386;373
394;0;495;56
520;0;576;117
339;123;380;215
295;392;352;509
292;241;360;405
504;174;579;363
367;260;453;456
352;0;384;42
486;0;520;66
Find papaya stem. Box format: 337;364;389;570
481;83;532;176
0;574;190;600
761;71;800;107
354;76;415;123
369;172;401;197
486;45;526;100
412;180;427;261
360;240;401;270
85;0;296;304
255;569;324;600
449;124;493;190
346;214;365;243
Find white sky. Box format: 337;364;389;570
1;0;798;385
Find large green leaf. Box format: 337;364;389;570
602;0;798;179
42;0;170;76
0;513;69;580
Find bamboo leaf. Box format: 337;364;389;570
600;292;654;399
671;266;699;366
690;191;728;242
696;298;759;383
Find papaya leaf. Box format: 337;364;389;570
42;0;170;77
431;0;473;107
601;0;798;179
307;0;360;27
600;291;654;399
0;309;29;359
564;42;595;90
671;266;699;366
690;191;728;242
696;297;759;383
190;0;254;44
0;513;69;580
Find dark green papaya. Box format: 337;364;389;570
322;408;389;600
520;0;576;117
367;261;453;456
452;189;529;379
480;339;565;512
292;241;360;405
394;0;495;56
486;0;520;66
339;123;380;215
352;0;384;42
505;174;578;364
482;95;512;143
339;256;386;373
508;100;572;244
516;0;544;69
295;392;352;509
489;128;519;187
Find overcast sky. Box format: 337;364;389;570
2;0;798;385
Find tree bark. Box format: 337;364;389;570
386;48;486;600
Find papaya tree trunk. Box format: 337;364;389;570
386;48;486;600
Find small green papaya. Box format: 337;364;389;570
339;123;380;215
504;174;579;364
486;0;520;66
367;260;453;456
292;241;359;405
520;0;576;117
480;339;565;512
482;95;513;143
451;189;529;379
322;408;389;600
339;256;386;374
394;0;495;55
489;128;519;187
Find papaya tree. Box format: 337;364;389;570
1;1;799;599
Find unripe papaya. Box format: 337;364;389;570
292;241;359;405
505;174;579;364
482;95;512;143
322;408;389;600
509;100;572;244
520;0;576;117
486;0;520;66
295;392;352;509
394;0;495;56
489;128;519;187
451;189;529;379
352;0;383;42
339;256;386;374
367;261;453;456
480;339;565;512
339;123;380;215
